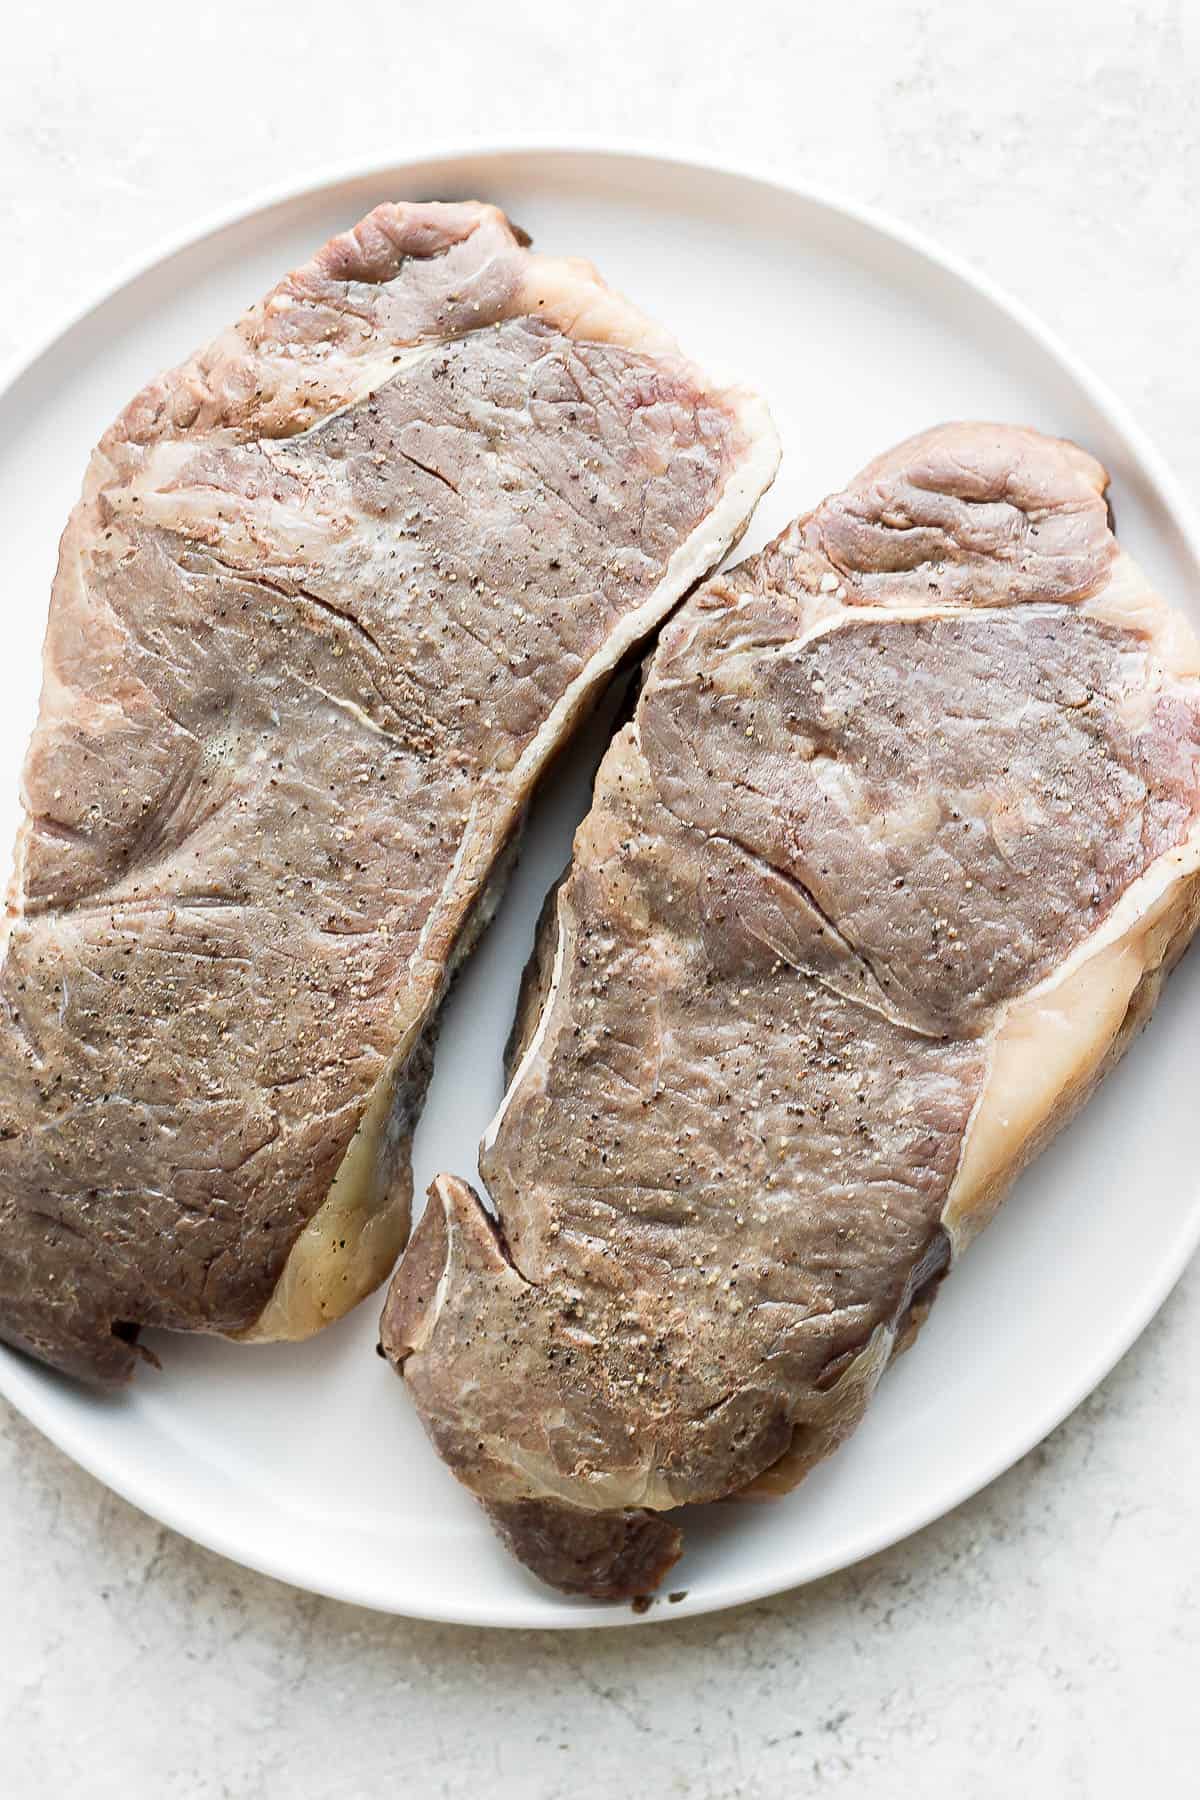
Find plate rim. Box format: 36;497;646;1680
2;137;1198;1630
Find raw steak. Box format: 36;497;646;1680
383;423;1200;1596
0;200;778;1381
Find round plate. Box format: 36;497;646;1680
2;145;1198;1629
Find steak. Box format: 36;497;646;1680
383;423;1200;1597
0;200;778;1382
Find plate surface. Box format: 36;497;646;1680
2;146;1198;1629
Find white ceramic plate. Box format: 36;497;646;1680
2;146;1198;1630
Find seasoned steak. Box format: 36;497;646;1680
383;424;1200;1596
0;200;778;1381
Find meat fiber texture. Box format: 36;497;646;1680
383;423;1200;1598
0;200;778;1382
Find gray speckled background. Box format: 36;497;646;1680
3;3;1199;1793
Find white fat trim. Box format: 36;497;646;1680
661;543;1177;680
827;1316;896;1410
413;1174;458;1351
306;685;404;745
112;346;441;504
411;795;485;970
482;904;567;1157
513;259;678;357
986;814;1200;1057
239;1065;406;1342
284;343;444;440
501;1438;675;1513
943;808;1200;1253
1082;550;1200;677
654;592;975;679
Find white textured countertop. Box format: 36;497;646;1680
3;3;1199;1794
